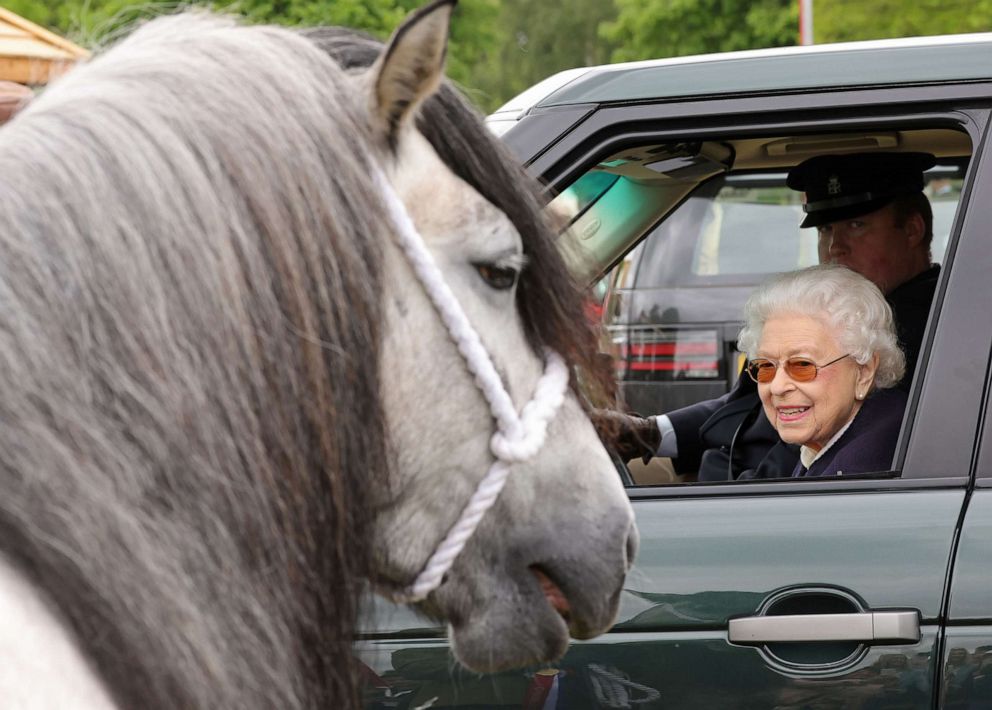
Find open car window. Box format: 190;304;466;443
553;130;971;486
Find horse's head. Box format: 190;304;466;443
351;0;638;671
0;5;635;705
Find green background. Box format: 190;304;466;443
10;0;992;113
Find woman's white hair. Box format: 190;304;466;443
737;264;906;389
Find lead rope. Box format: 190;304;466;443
374;169;570;603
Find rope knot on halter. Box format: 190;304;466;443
374;168;572;604
489;352;569;464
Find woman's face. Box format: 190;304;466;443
755;313;878;451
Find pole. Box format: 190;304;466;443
799;0;814;46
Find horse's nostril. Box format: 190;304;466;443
624;523;639;571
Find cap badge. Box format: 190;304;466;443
827;175;842;195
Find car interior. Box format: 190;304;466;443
556;128;971;278
552;127;973;486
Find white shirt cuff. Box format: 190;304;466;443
655;415;678;458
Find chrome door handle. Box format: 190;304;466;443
728;611;920;644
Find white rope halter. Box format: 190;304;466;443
373;169;570;603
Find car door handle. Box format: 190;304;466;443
728;611;920;644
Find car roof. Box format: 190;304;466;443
490;33;992;121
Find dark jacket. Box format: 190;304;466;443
792;388;908;477
887;264;940;387
671;264;939;479
695;390;799;481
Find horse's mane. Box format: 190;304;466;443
304;27;617;408
0;14;386;709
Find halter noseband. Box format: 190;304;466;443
374;169;570;603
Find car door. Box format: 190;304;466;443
941;363;992;709
357;89;991;709
507;90;987;709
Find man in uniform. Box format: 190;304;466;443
604;151;942;480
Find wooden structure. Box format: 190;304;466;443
0;6;88;85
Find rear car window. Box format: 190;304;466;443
633;168;961;292
635;174;813;288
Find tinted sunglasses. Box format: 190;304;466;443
746;353;851;384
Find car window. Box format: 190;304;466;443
633;167;962;291
691;180;813;276
550;136;971;487
633;174;813;290
548;171;619;225
926;168;964;264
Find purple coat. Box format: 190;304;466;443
792;388;908;477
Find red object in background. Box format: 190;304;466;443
616;329;721;379
522;669;560;710
584;299;604;323
356;660;389;689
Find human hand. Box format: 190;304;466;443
591;408;662;465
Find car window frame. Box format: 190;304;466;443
518;88;992;492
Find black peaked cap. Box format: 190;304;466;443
787;152;936;228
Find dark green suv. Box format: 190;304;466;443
360;34;992;709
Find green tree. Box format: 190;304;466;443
278;0;499;96
467;0;619;111
602;0;797;62
4;0;499;108
12;0;992;115
230;0;500;87
814;0;992;42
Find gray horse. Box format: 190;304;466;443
0;2;637;708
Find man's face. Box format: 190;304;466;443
816;203;922;294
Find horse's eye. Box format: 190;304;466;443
474;263;518;290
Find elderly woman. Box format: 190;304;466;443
738;264;907;478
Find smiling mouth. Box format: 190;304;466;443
777;406;810;422
530;565;571;622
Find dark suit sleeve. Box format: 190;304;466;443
666;373;758;473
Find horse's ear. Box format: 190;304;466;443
371;0;455;148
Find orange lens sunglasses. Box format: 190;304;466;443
746;353;850;384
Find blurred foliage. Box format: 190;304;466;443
6;0;992;112
603;0;797;62
4;0;499;107
814;0;992;41
469;0;619;111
